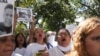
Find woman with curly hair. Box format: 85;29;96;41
68;17;100;56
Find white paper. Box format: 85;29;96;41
17;7;33;22
0;0;14;37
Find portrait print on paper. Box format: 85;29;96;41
17;7;33;22
0;0;14;37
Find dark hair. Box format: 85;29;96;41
55;28;71;41
15;33;27;48
4;4;13;10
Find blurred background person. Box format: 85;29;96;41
14;33;27;56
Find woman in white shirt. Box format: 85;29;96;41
24;27;48;56
48;28;72;56
14;33;27;56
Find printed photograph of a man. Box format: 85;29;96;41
0;4;13;36
19;11;27;19
17;7;33;22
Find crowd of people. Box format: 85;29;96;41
0;7;100;56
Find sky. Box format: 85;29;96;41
75;16;85;23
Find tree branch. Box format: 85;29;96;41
80;2;99;16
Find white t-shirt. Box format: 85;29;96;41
14;47;26;56
24;43;48;56
11;52;23;56
48;46;64;56
48;42;72;56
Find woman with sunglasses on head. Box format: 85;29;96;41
68;17;100;56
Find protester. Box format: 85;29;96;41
24;27;48;56
0;11;23;56
68;17;100;56
14;33;27;56
48;28;72;56
0;35;15;56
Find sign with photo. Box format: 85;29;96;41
0;0;14;37
17;7;33;22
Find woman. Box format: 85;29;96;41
48;28;72;56
14;33;27;56
0;35;15;56
24;27;48;56
69;17;100;56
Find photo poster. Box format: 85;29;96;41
0;0;14;37
17;7;33;22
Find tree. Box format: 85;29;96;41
70;0;100;17
15;21;28;37
15;0;76;31
15;0;35;7
34;0;76;31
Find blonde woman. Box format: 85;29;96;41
69;17;100;56
24;27;48;56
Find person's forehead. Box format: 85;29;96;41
0;35;13;38
36;28;43;31
59;29;67;33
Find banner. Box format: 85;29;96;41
0;0;14;37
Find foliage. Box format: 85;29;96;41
70;0;100;17
15;21;28;37
15;0;35;8
15;0;76;32
34;0;76;31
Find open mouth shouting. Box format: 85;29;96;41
61;38;66;42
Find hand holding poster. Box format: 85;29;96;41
0;0;14;37
17;7;33;22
